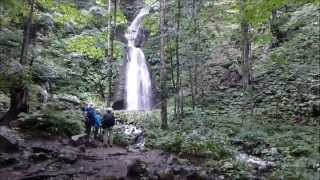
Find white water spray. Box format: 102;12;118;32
125;7;152;111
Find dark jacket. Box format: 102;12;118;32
102;112;115;128
85;107;96;126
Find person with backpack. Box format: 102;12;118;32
83;103;96;139
102;108;116;147
93;111;103;139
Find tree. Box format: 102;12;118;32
240;0;251;90
107;0;118;107
160;0;168;129
175;0;182;121
0;0;35;125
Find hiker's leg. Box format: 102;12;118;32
87;126;92;139
103;129;108;146
108;128;113;146
94;127;98;138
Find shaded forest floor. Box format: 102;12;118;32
0;128;218;180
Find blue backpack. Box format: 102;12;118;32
86;108;96;126
94;113;102;128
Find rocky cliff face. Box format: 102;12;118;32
119;0;145;22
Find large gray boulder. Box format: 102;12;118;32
119;0;144;22
0;126;24;152
56;94;81;105
127;159;149;178
38;13;55;31
70;133;87;146
64;22;75;34
89;6;107;17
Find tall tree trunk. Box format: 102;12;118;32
175;0;182;122
240;0;252;125
105;0;112;107
240;0;251;90
0;0;34;125
107;0;117;107
189;66;195;110
190;0;197;110
270;9;282;47
20;0;34;65
160;0;168;129
168;43;177;119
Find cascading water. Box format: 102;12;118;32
125;7;152;111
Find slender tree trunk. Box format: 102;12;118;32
189;66;195;110
240;0;252;125
107;0;117;107
169;43;176;89
168;43;177;119
190;0;197;110
160;0;168;129
270;9;282;47
240;0;251;90
105;0;112;107
175;0;181;122
20;0;34;65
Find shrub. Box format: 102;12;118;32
18;100;84;136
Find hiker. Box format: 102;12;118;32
94;111;103;139
83;103;96;138
102;108;116;147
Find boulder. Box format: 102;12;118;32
30;152;50;161
236;153;275;171
56;94;81;105
58;148;78;164
127;159;149;178
119;0;144;22
0;93;10;111
89;6;107;17
64;22;75;34
70;133;87;146
157;167;175;180
0;126;24;152
38;13;55;31
75;0;96;9
0;153;18;167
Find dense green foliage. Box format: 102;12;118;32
18;101;84;136
0;0;319;179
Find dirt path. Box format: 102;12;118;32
0;138;219;180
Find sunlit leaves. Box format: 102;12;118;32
54;3;94;28
0;0;28;26
67;35;106;60
37;0;55;10
238;0;319;26
144;15;160;36
114;10;128;25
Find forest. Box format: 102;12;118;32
0;0;319;179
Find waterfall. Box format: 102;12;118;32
125;7;152;111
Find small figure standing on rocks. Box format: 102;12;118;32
82;103;96;139
102;108;116;147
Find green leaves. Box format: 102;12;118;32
144;15;160;36
66;35;105;60
54;3;94;29
0;0;28;26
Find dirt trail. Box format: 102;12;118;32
0;138;218;180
